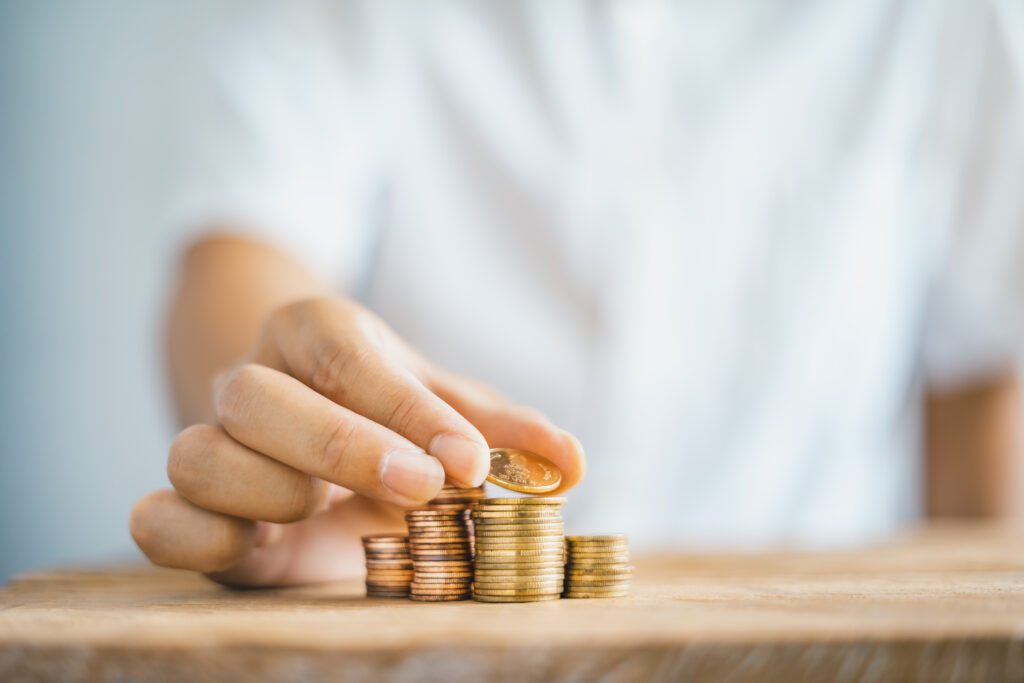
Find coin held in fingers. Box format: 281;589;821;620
486;448;561;494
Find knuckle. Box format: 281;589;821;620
204;520;252;572
129;490;172;558
310;339;370;401
383;389;423;436
166;425;216;491
279;475;325;523
214;363;263;426
316;416;359;484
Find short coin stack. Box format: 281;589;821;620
562;535;633;598
361;534;413;598
405;507;474;601
472;497;566;602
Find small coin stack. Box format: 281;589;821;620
405;507;474;601
472;497;566;602
361;534;413;598
562;535;633;598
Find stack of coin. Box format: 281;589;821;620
562;535;633;598
421;483;486;555
405;508;474;601
472;497;566;602
361;534;413;598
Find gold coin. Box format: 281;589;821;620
473;532;565;540
474;568;564;577
562;591;629;599
474;504;562;511
474;538;564;546
485;448;562;494
409;594;471;602
472;580;564;589
476;560;564;565
482;497;567;506
566;565;634;574
473;525;565;533
473;584;563;593
410;582;474;589
563;583;632;591
566;535;627;543
473;590;563;598
476;548;563;555
409;587;473;595
472;593;561;603
472;524;564;531
362;534;409;542
473;509;563;517
565;582;632;591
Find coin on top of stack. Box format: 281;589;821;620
362;534;413;598
405;507;474;601
472;497;566;603
563;535;633;598
423;483;487;509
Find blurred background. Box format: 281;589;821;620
0;2;199;582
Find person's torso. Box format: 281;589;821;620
303;0;970;546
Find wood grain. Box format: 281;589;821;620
2;523;1023;682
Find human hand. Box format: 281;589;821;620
130;297;585;585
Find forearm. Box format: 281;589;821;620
925;370;1024;521
166;233;327;426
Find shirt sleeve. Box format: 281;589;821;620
165;1;386;293
921;0;1024;388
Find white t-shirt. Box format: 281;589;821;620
172;0;1024;548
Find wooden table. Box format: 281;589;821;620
1;523;1022;682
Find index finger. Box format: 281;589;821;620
215;363;446;506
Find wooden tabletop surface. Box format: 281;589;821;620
1;522;1022;682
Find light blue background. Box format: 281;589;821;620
0;1;201;582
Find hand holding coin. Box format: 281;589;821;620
131;290;586;587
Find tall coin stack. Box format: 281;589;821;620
562;535;633;598
472;497;566;602
361;534;412;598
405;507;474;601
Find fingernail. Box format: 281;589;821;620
429;433;490;487
381;449;445;502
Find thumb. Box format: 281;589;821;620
425;370;586;494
